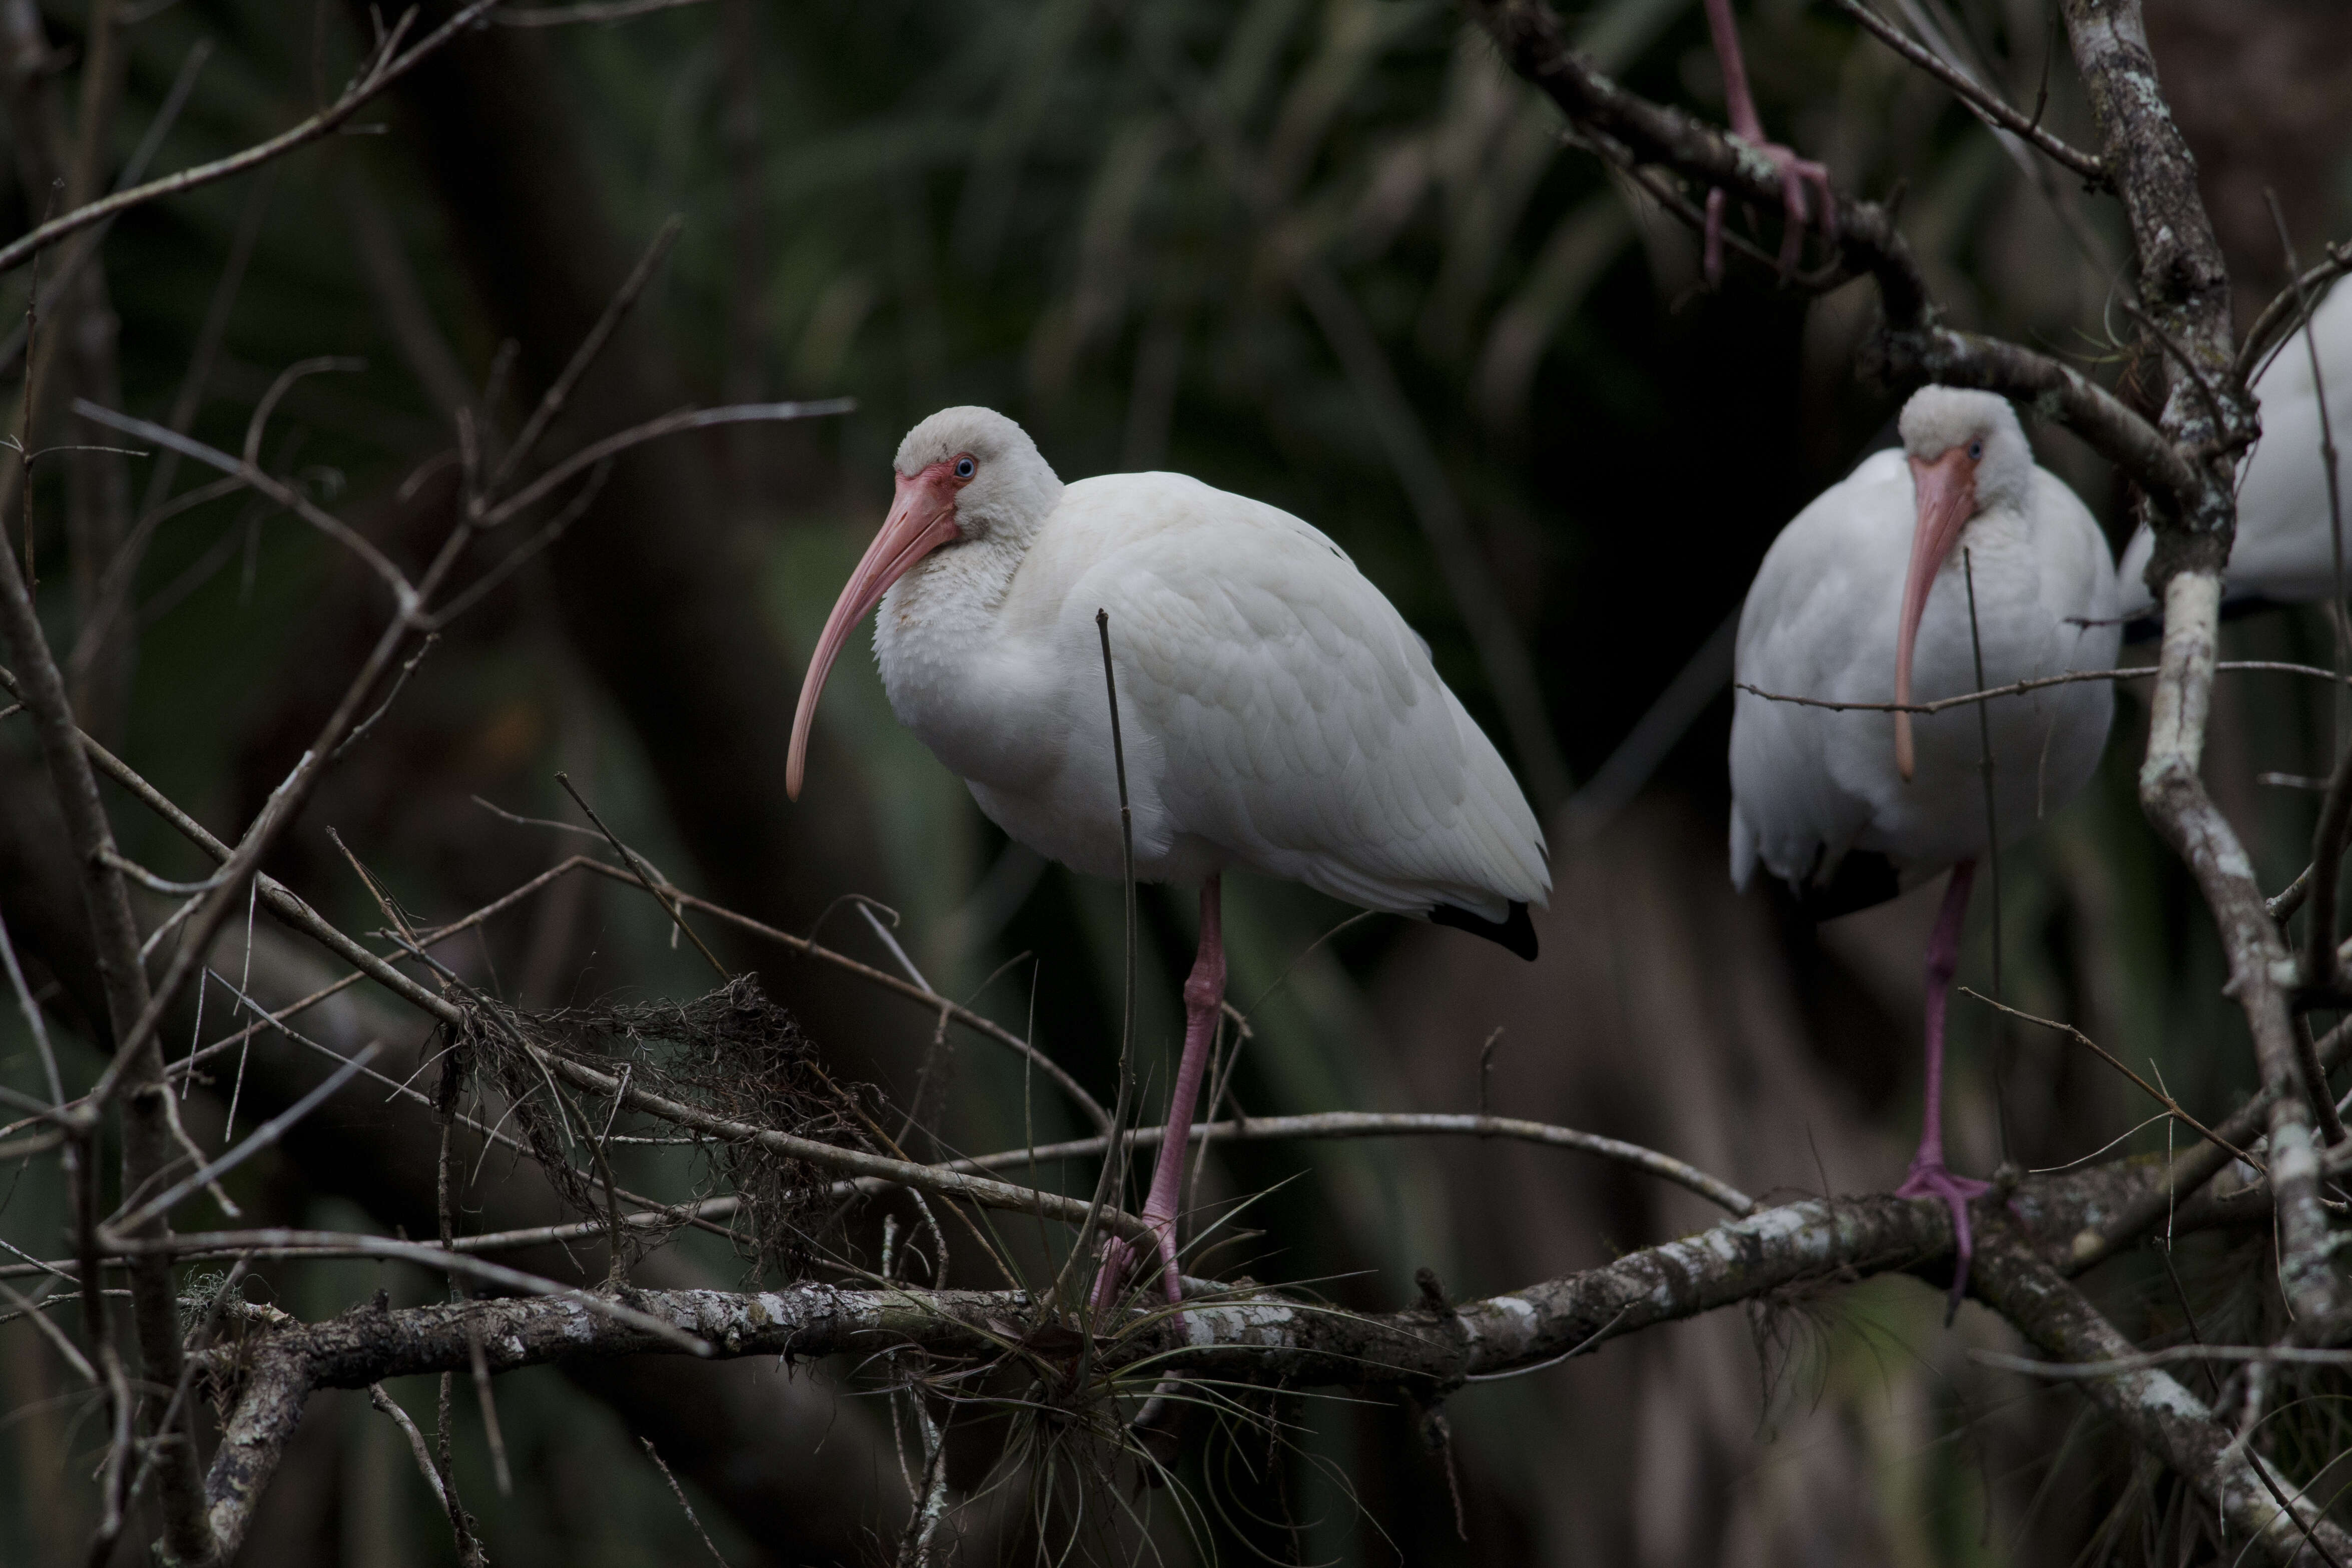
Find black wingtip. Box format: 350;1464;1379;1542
1794;850;1901;921
1431;900;1539;961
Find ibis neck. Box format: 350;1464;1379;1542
872;531;1050;788
1905;502;2041;688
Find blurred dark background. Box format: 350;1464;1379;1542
4;0;2352;1561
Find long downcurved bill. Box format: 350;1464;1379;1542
1893;447;1978;782
786;468;960;799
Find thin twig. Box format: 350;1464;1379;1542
0;896;63;1105
1737;658;2352;716
2238;242;2352;384
0;0;507;280
468;1320;514;1496
641;1437;733;1565
108;1230;711;1353
0;1094;1774;1276
370;1384;450;1511
483;215;683;501
0;1278;93;1382
479;400;853;529
1957;989;2250;1163
499;0;715;21
328;632;438;762
1066;609;1140;1309
106;1043;382;1234
554;771;730;977
932;1110;1757;1217
1828;0;2106;183
72;398;415;602
1976;1343;2352;1378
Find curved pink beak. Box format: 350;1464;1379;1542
786;465;961;800
1894;447;1978;782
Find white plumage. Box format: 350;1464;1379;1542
1725;386;2118;1300
2117;281;2352;614
878;468;1549;925
798;407;1548;936
1731;395;2120;908
790;406;1548;1303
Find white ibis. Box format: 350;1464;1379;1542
2118;281;2352;615
788;407;1551;1304
1728;386;2119;1298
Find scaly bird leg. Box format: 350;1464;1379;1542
1895;858;1991;1320
1700;0;1837;284
1093;875;1225;1310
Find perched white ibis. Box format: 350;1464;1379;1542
2118;281;2352;615
1728;386;2120;1298
789;407;1551;1303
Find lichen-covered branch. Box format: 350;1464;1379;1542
190;1194;1937;1553
2054;0;2344;1338
1859;324;2203;506
1973;1215;2352;1564
191;1174;2295;1562
1462;0;1930;325
1460;0;2204;529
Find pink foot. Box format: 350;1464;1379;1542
1703;142;1838;285
1898;1158;1991;1318
1089;1221;1183;1314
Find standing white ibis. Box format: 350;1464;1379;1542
788;407;1551;1304
1728;386;2120;1300
2118;280;2352;615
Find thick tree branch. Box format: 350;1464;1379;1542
1462;0;2209;528
2055;0;2344;1339
193;1193;1950;1553
1974;1215;2352;1564
1860;323;2203;505
1462;0;1929;322
190;1172;2301;1561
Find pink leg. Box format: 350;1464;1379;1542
1699;0;1837;284
1093;876;1225;1310
1895;860;1991;1315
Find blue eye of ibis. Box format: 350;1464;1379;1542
1967;440;1984;461
954;456;976;479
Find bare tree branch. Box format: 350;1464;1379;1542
1973;1214;2352;1564
2054;0;2346;1345
0;0;509;281
0;295;209;1563
1463;0;1930;323
183;1171;2304;1562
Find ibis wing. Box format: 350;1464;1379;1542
1728;452;1906;894
1068;476;1549;922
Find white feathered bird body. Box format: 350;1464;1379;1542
1730;399;2119;913
864;422;1548;937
